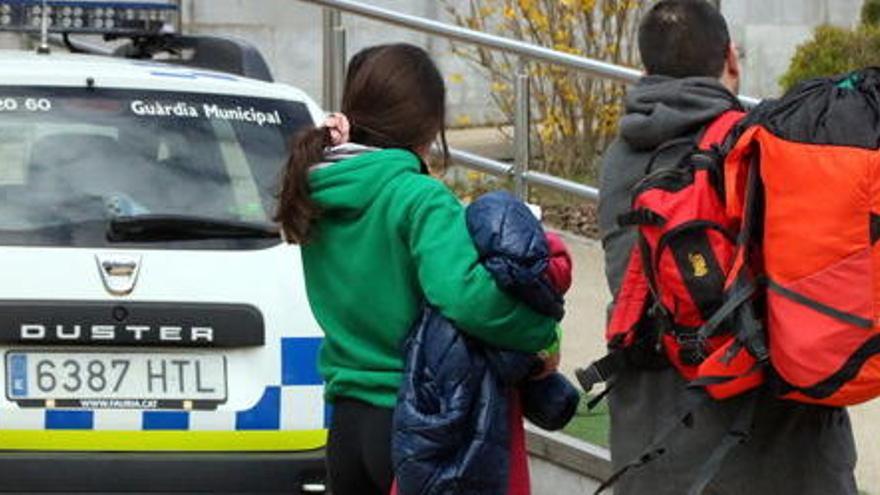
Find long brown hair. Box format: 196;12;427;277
275;43;449;243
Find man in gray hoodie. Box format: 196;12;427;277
599;1;858;493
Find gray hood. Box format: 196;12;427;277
620;76;739;151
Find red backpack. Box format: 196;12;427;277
580;110;770;495
578;110;763;401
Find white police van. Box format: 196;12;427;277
0;1;327;492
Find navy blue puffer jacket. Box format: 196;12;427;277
466;192;565;321
392;192;580;495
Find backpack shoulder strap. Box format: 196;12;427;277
698;110;747;151
644;110;746;175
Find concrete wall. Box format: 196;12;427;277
182;0;865;113
180;0;497;123
722;0;861;97
527;426;610;495
529;456;602;494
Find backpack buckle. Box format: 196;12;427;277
676;331;708;366
647;303;673;353
647;302;671;324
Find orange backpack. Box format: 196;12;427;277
721;68;880;407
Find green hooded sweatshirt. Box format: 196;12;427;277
302;148;558;408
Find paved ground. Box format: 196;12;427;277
446;126;512;160
551;232;609;379
853;401;880;492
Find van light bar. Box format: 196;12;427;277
0;0;177;35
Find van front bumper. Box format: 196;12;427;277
0;449;327;494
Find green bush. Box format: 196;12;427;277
863;0;880;26
779;24;880;91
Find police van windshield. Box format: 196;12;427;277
0;87;312;249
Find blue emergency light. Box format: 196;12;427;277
0;0;177;35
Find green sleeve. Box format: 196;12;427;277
404;177;557;353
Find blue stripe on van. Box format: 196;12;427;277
235;387;280;430
142;411;190;430
46;410;93;430
281;338;323;386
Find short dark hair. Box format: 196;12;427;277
638;0;731;78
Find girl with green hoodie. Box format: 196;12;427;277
275;43;558;495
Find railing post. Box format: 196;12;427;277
332;22;347;111
322;8;345;111
513;58;530;200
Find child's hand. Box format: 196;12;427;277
532;324;562;380
532;350;561;380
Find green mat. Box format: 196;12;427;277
561;394;610;448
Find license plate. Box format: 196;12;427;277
5;352;227;409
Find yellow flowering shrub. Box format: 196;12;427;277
445;0;646;182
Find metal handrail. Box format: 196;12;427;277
303;0;758;202
308;0;643;85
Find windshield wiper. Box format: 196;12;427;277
107;215;280;242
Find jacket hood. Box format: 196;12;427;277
309;147;421;215
620;76;740;151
